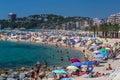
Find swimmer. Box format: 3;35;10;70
67;55;70;61
60;50;62;53
60;57;64;61
66;50;69;54
52;54;55;59
57;50;59;53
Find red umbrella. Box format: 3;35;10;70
70;58;80;63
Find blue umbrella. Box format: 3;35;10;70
89;45;97;50
83;61;94;66
52;69;67;74
94;54;104;58
86;66;94;74
70;39;76;44
71;62;82;67
101;52;108;56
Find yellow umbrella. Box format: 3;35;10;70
86;41;92;45
67;66;79;71
104;41;110;44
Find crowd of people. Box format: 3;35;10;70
0;30;119;80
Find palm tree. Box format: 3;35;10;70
99;23;109;38
90;25;98;37
112;24;120;38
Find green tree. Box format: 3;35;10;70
90;25;98;37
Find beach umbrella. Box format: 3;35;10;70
89;45;97;50
93;50;100;54
67;66;79;71
105;46;111;50
101;52;108;56
100;47;106;52
52;69;68;74
113;46;120;49
104;41;111;46
71;62;82;67
86;66;94;74
70;58;80;63
69;39;76;44
83;61;94;66
93;57;102;61
86;41;92;45
94;54;104;58
104;41;110;45
91;43;96;46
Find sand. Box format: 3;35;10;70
0;35;120;80
71;38;120;80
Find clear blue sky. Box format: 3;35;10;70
0;0;120;19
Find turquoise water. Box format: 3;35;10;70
0;41;83;70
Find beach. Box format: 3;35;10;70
0;30;119;80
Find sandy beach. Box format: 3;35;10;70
0;30;120;80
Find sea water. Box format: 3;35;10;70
0;41;83;70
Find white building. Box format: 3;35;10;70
92;18;101;26
108;12;120;24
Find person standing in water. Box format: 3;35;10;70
67;55;70;61
60;57;64;62
82;49;88;61
52;54;55;59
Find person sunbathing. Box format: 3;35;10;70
94;72;104;77
89;72;105;78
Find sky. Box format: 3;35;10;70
0;0;120;19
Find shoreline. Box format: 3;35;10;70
0;39;85;70
0;31;120;80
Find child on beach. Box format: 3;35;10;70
106;64;112;70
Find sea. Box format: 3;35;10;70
0;41;83;70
